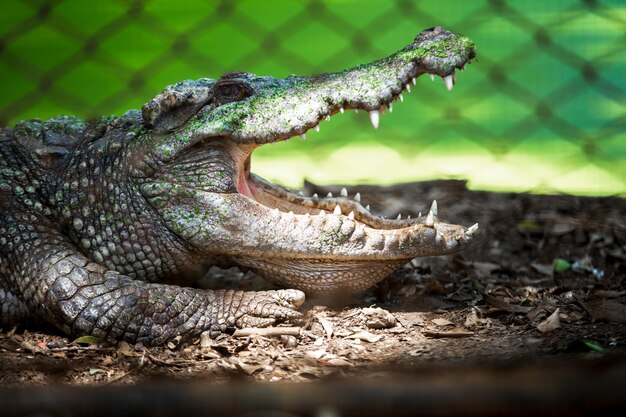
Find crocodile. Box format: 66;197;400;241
0;27;477;345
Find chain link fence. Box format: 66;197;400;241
1;0;624;195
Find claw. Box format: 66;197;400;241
466;223;479;235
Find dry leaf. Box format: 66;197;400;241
326;358;353;367
585;300;626;324
464;309;479;328
431;318;454;326
423;328;473;338
306;348;327;359
199;332;212;348
316;314;334;338
362;307;397;329
536;308;561;333
484;294;532;313
531;263;554;277
347;331;381;343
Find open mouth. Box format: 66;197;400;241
233;67;478;236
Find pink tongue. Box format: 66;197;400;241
237;174;256;198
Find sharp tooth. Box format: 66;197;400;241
300;133;307;140
325;115;330;121
314;124;320;132
354;192;361;202
340;107;344;114
327;192;333;198
430;74;435;81
319;210;326;217
340;187;348;197
333;205;341;215
366;204;370;211
286;211;295;219
354;109;359;114
411;77;416;85
418;211;422;217
408;215;411;219
388;103;393;112
348;211;355;220
273;208;280;214
313;193;318;198
467;223;479;234
443;75;454;92
369;110;380;129
430;200;438;216
397;214;402;220
298;191;304;196
399;93;404;102
405;84;411;93
425;210;435;226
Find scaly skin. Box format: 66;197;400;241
0;27;477;345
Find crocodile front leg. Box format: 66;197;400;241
0;212;304;345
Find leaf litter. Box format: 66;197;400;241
0;180;625;386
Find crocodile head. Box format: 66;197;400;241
135;27;477;294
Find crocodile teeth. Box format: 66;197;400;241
319;210;326;217
300;133;307;140
443;75;454;92
325;115;330;121
467;223;479;234
425;210;435;227
430;74;435;81
397;214;402;220
313;193;318;198
366;204;370;211
340;187;348;197
333;205;341;215
405;83;411;93
298;191;304;196
327;192;333;198
388;103;393;112
354;192;361;202
399;93;404;102
314;124;320;132
411;77;416;85
369;110;380;129
418;211;422;217
348;211;355;220
340;107;344;113
430;200;438;216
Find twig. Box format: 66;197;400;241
232;327;301;338
423;329;474;338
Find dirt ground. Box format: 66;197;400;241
1;180;625;415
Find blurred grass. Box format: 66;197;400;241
0;0;624;196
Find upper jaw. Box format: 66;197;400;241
190;28;476;146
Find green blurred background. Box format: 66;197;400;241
1;0;624;195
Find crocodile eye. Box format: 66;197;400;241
214;81;252;103
220;84;240;97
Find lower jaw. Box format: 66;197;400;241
233;255;406;295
